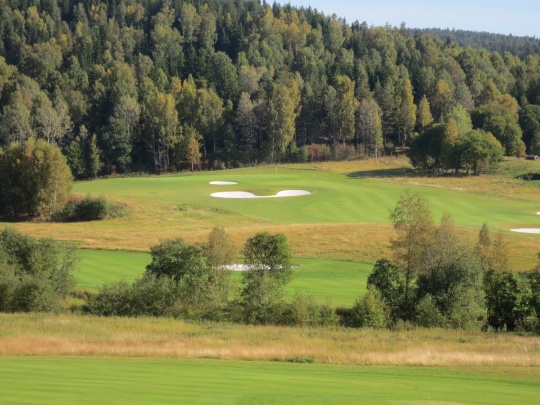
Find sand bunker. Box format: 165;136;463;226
511;228;540;234
209;181;238;185
511;211;540;234
211;190;311;199
219;264;300;271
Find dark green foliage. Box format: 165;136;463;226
409;125;503;174
146;238;208;283
415;294;445;328
89;237;230;321
420;28;540;59
0;1;537;171
64;141;87;180
471;105;523;156
0;228;76;312
367;259;405;321
452;130;504;174
350;286;389;328
408;124;446;172
84;280;133;317
519;104;540;154
240;232;293;324
281;292;338;327
0;139;72;217
52;195;127;222
484;270;519;331
368;193;486;329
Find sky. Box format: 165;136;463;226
283;0;540;37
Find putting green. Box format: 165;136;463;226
0;357;538;404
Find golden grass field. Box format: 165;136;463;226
2;313;540;368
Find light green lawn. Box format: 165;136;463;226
73;166;540;230
77;249;371;306
0;357;538;404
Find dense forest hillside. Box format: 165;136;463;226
0;0;540;176
420;28;540;59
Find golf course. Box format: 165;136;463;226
2;157;540;403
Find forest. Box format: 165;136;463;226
0;0;540;177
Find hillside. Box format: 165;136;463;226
0;0;539;177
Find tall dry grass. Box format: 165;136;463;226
1;313;540;367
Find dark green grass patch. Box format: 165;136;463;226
0;357;538;404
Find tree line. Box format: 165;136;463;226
421;28;540;60
1;0;540;176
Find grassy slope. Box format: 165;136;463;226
5;158;540;267
0;357;539;404
77;250;370;306
71;164;540;227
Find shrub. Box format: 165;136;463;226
286;143;309;163
52;195;127;222
240;273;286;325
333;144;356;161
282;292;339;326
307;144;331;162
84;280;133;316
350;286;390;328
0;228;76;298
146;238;208;283
10;276;59;313
0;263;18;312
0;139;72;217
415;294;445;328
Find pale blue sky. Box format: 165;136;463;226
283;0;540;37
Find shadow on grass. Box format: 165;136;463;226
0;214;37;224
347;167;418;178
516;173;540;181
347;168;482;180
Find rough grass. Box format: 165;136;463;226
1;313;540;367
1;356;539;405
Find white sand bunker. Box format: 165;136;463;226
511;228;540;234
211;190;311;199
511;211;540;234
219;264;300;271
209;181;238;185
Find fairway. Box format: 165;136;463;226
0;357;538;404
3;160;540;268
72;165;540;228
77;249;371;306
